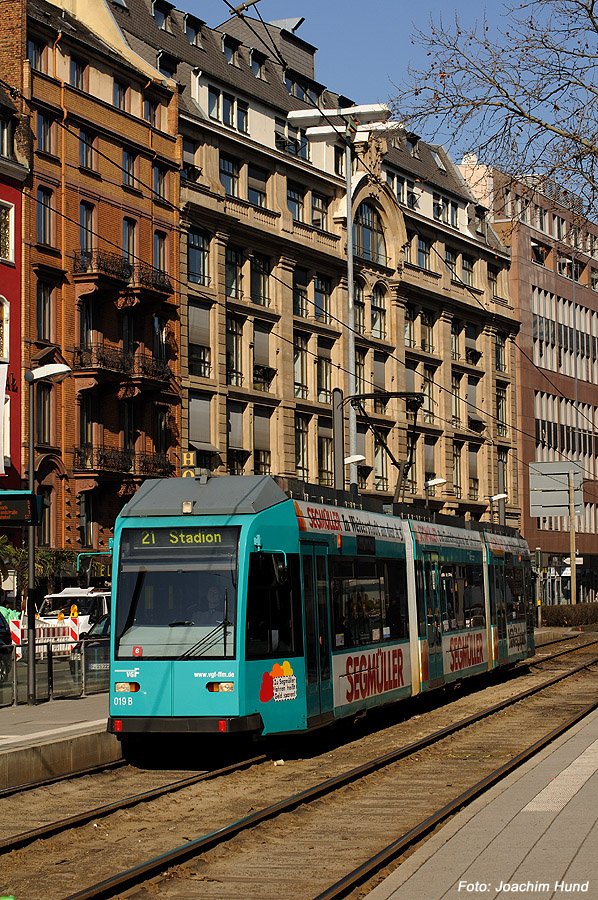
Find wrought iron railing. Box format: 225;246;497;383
73;446;173;476
73;345;171;380
73;251;173;294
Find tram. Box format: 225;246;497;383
107;475;534;746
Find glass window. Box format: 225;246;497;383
37;187;52;245
371;284;386;339
314;275;331;323
79;201;94;254
312;193;328;230
295;413;309;479
153;164;167;200
122;217;136;264
287;183;304;221
113;80;127;110
36;281;52;342
115;526;239;659
250;254;269;305
188;229;209;285
226;316;243;386
79;129;95;169
237;101;248;133
70;57;85;90
122;148;136;187
417;236;430;269
353;202;386;265
248;164;267;207
294;334;308;399
293;268;308;317
143;97;158;127
36;383;51;444
225;246;243;299
37;113;53;154
462;255;474;286
246;553;303;659
153;230;167;272
28;38;45;71
208;87;220;120
219;154;239;197
222;93;234;127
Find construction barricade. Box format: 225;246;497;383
10;615;79;659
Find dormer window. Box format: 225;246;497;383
406;134;419;156
153;1;171;30
431;150;446;171
222;35;239;65
158;52;177;79
185;15;202;46
251;50;266;78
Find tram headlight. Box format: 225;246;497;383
207;681;234;692
114;682;140;692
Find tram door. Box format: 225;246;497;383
423;552;443;682
301;544;334;724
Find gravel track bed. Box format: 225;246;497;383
2;646;596;900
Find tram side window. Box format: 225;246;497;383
415;560;427;638
330;557;408;648
246;552;303;659
463;564;485;627
505;554;526;621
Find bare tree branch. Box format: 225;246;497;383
394;0;598;214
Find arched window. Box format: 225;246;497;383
353;202;386;265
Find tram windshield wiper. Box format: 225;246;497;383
169;620;195;627
178;619;233;659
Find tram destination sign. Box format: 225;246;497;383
0;491;42;526
122;526;238;552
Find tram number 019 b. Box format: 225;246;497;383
113;697;134;706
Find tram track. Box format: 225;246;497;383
3;649;597;900
2;640;595;853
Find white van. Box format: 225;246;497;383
38;587;110;635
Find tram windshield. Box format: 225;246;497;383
114;526;239;659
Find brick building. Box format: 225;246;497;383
0;0;181;552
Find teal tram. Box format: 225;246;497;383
107;475;534;747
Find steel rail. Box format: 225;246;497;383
530;636;598;664
312;699;598;900
0;759;125;800
0;753;267;854
58;656;598;900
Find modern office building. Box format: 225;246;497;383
462;160;598;601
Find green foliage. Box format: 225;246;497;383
35;548;78;594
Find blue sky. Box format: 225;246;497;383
187;0;505;106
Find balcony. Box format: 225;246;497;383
73;249;133;282
73;446;173;476
73;346;172;384
73;252;173;295
73;344;134;375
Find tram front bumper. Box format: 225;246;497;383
108;714;263;735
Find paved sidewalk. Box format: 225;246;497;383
369;709;598;900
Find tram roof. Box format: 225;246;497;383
119;475;289;518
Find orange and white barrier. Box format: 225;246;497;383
10;616;79;659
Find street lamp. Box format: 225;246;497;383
489;492;508;524
288;105;398;495
24;362;71;705
424;477;446;509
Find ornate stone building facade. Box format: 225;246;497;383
0;0;522;557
